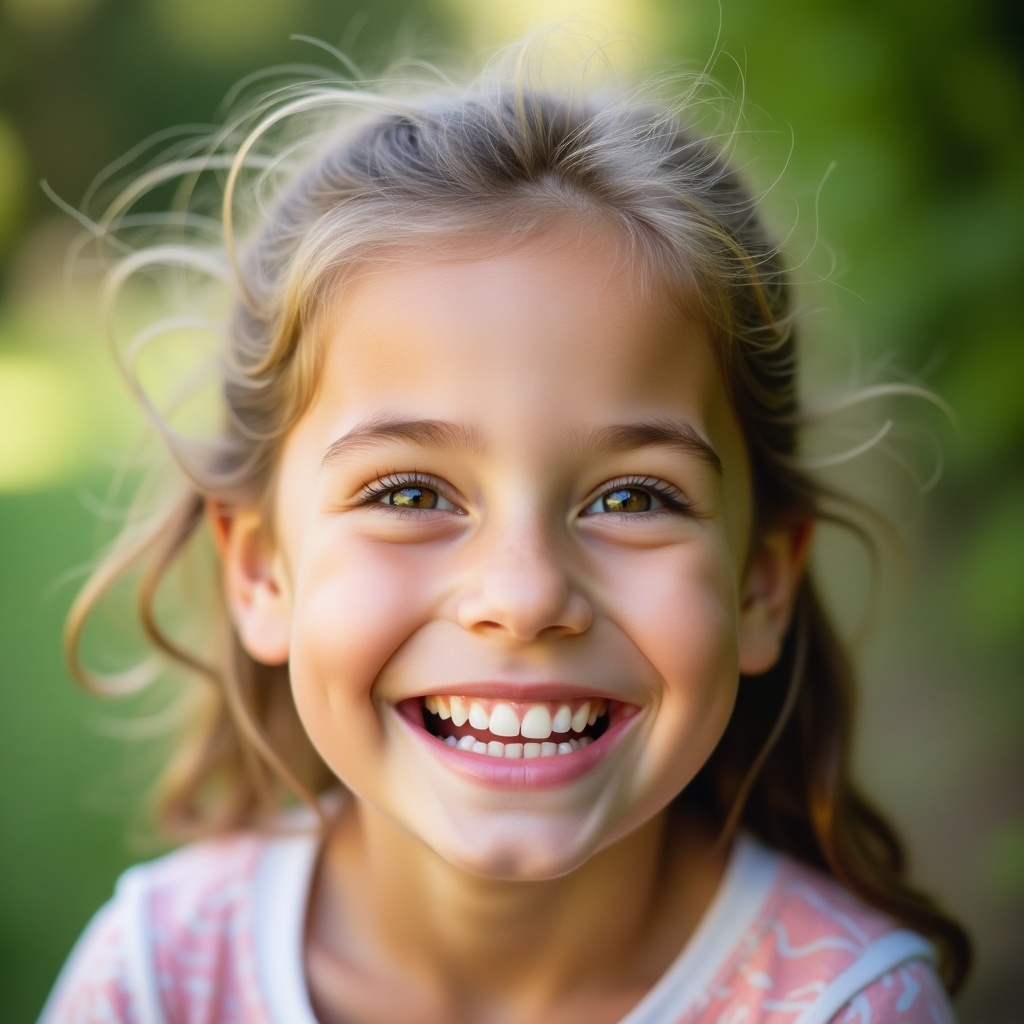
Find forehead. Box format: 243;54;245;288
284;228;755;547
311;229;731;431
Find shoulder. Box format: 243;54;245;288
831;959;956;1023
685;839;957;1023
119;828;267;939
39;829;306;1024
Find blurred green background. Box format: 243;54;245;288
1;0;1021;1020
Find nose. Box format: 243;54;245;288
456;526;593;642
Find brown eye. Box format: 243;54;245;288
602;488;652;513
365;475;460;513
386;486;440;509
587;487;660;514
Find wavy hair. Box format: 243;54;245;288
65;48;970;993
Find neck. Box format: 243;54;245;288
308;799;727;1019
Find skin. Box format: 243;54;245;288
217;227;808;1023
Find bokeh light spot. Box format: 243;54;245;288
438;0;671;68
0;355;85;491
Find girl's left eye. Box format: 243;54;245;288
583;479;691;517
586;487;660;514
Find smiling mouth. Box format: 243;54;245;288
411;695;614;759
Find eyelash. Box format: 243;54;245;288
356;472;694;518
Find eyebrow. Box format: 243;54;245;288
322;414;722;474
579;420;723;475
322;416;485;467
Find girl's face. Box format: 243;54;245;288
225;227;803;880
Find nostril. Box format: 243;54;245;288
455;551;592;641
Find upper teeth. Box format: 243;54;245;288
422;696;605;740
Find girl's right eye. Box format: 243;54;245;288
379;485;455;510
359;475;460;512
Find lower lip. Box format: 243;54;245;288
399;711;639;790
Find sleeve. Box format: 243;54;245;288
38;899;140;1024
831;959;958;1023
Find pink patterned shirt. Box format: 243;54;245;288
41;823;957;1023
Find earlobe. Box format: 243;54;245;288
208;502;291;666
737;520;813;676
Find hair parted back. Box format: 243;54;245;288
65;41;969;993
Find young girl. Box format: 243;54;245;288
43;46;969;1024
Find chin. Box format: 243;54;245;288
431;822;600;882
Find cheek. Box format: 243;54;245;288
286;537;438;766
598;540;741;777
600;538;741;681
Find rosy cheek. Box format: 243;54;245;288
600;541;739;716
626;557;738;782
287;541;437;752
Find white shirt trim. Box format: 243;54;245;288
792;928;937;1024
251;830;782;1024
254;824;322;1024
619;835;781;1023
251;828;938;1024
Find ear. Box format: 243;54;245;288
208;501;291;666
738;519;813;676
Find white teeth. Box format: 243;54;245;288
489;703;521;738
551;704;572;734
424;695;454;720
521;705;553;740
468;701;489;730
571;702;590;733
450;696;470;727
426;697;608;734
429;695;611;754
